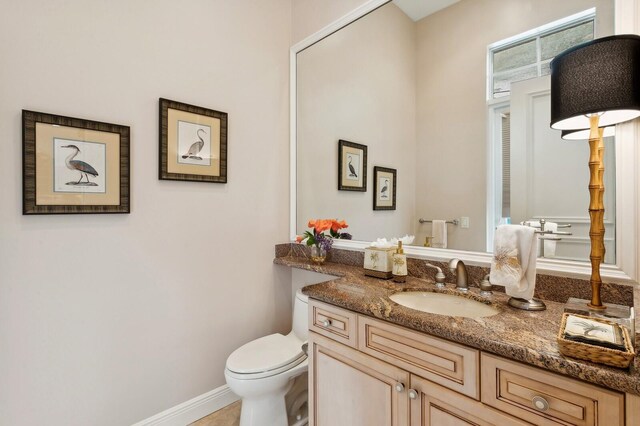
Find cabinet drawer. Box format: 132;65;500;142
481;353;624;426
309;299;357;348
358;315;479;399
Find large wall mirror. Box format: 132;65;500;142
291;0;639;282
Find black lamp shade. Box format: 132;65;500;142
550;34;640;130
561;126;615;140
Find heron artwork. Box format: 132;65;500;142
348;155;357;178
380;179;389;199
61;144;99;186
182;128;207;160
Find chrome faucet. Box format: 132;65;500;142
448;258;469;291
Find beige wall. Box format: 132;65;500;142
414;0;614;251
292;0;371;44
296;3;417;241
0;1;291;424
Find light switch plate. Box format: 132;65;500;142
461;217;469;228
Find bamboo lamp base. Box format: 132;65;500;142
587;115;606;310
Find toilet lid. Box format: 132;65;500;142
226;333;305;375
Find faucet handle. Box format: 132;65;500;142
479;274;492;296
425;263;446;288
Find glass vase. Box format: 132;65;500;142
310;245;327;264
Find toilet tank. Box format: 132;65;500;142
292;289;309;341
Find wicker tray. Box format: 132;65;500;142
557;313;635;369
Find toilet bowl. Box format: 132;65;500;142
225;289;309;426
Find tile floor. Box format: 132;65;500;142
190;401;240;426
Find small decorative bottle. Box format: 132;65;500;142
392;241;408;283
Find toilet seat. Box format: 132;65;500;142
226;333;306;380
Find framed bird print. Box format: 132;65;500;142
338;139;367;191
22;110;130;215
373;166;396;210
159;98;228;183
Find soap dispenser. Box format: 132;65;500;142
392;241;408;283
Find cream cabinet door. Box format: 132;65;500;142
309;332;410;426
409;375;531;426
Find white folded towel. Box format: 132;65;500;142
432;220;447;249
541;221;557;258
522;220;558;258
490;225;538;300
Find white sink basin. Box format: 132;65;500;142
389;291;499;318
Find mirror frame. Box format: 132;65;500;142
290;0;640;284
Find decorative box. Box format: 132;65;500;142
364;246;397;279
557;313;635;369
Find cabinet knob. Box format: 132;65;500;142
395;382;405;393
532;395;549;412
408;389;418;400
321;319;331;327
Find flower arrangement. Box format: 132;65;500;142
297;219;352;252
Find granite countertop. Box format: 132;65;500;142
274;256;640;395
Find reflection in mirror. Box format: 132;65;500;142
296;0;615;263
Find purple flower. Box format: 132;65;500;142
315;234;333;251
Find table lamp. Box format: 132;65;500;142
550;34;640;310
561;127;615;140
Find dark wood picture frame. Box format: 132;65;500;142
373;166;396;211
338;139;367;191
159;98;228;183
22;110;130;215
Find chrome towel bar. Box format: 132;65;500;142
418;218;459;226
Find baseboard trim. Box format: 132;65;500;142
132;384;239;426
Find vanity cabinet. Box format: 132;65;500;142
309;299;358;348
358;315;479;399
309;332;409;426
410;375;530;425
308;299;631;426
481;353;624;426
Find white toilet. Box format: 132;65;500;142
225;289;309;426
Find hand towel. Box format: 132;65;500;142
542;221;558;257
432;220;447;249
490;225;538;300
522;220;558;258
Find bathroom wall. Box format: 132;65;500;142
0;0;291;424
291;0;371;44
296;3;417;241
415;0;614;251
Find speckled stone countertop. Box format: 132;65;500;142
274;256;640;395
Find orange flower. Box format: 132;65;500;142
314;219;333;233
331;219;348;232
295;235;304;243
307;218;348;234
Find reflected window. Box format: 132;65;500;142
489;10;595;99
501;112;511;218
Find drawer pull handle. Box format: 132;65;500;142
395;382;405;393
532;396;549;412
321;319;332;327
408;389;418;400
